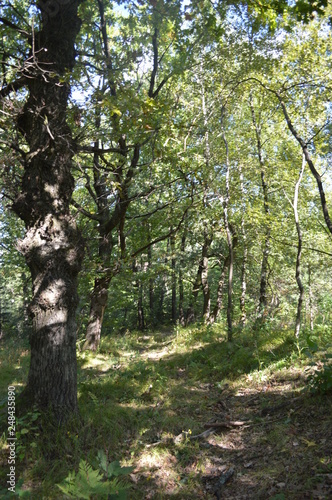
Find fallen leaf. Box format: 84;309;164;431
300;437;316;447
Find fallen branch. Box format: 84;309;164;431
189;428;216;440
204;420;248;430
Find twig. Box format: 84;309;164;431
204;420;248;429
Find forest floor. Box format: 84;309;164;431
122;328;332;499
0;324;331;499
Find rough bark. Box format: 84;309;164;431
294;155;305;338
11;1;84;417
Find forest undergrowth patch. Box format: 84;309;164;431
0;324;331;498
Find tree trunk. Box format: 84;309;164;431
276;92;332;236
201;228;212;323
210;257;228;325
137;258;145;331
221;110;233;341
186;228;212;324
83;98;112;351
170;233;177;323
178;231;186;326
249;97;270;318
84;275;111;351
294;155;305;338
308;264;314;331
12;1;84;418
148;235;154;325
238;165;248;327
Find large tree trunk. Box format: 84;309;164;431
12;1;84;418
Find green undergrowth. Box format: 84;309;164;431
0;323;331;498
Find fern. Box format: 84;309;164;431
57;452;133;499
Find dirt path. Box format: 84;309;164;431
128;338;332;499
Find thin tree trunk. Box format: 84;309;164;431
12;1;84;418
201;226;212;323
138;281;145;331
238;165;248;327
249;97;270;318
276;92;332;235
170;232;177;323
159;241;169;321
147;234;154;325
294;155;305;338
210;226;238;325
133;258;145;331
200;64;212;324
178;231;186;326
210;256;228;325
308;264;314;331
221;110;233;341
186;229;212;324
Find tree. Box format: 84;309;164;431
1;0;85;418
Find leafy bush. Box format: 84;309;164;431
306;354;332;395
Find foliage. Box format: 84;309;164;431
306;354;332;395
56;450;133;499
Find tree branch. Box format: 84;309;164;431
0;77;27;98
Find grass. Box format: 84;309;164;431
0;323;331;498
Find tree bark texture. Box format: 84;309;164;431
11;1;84;417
